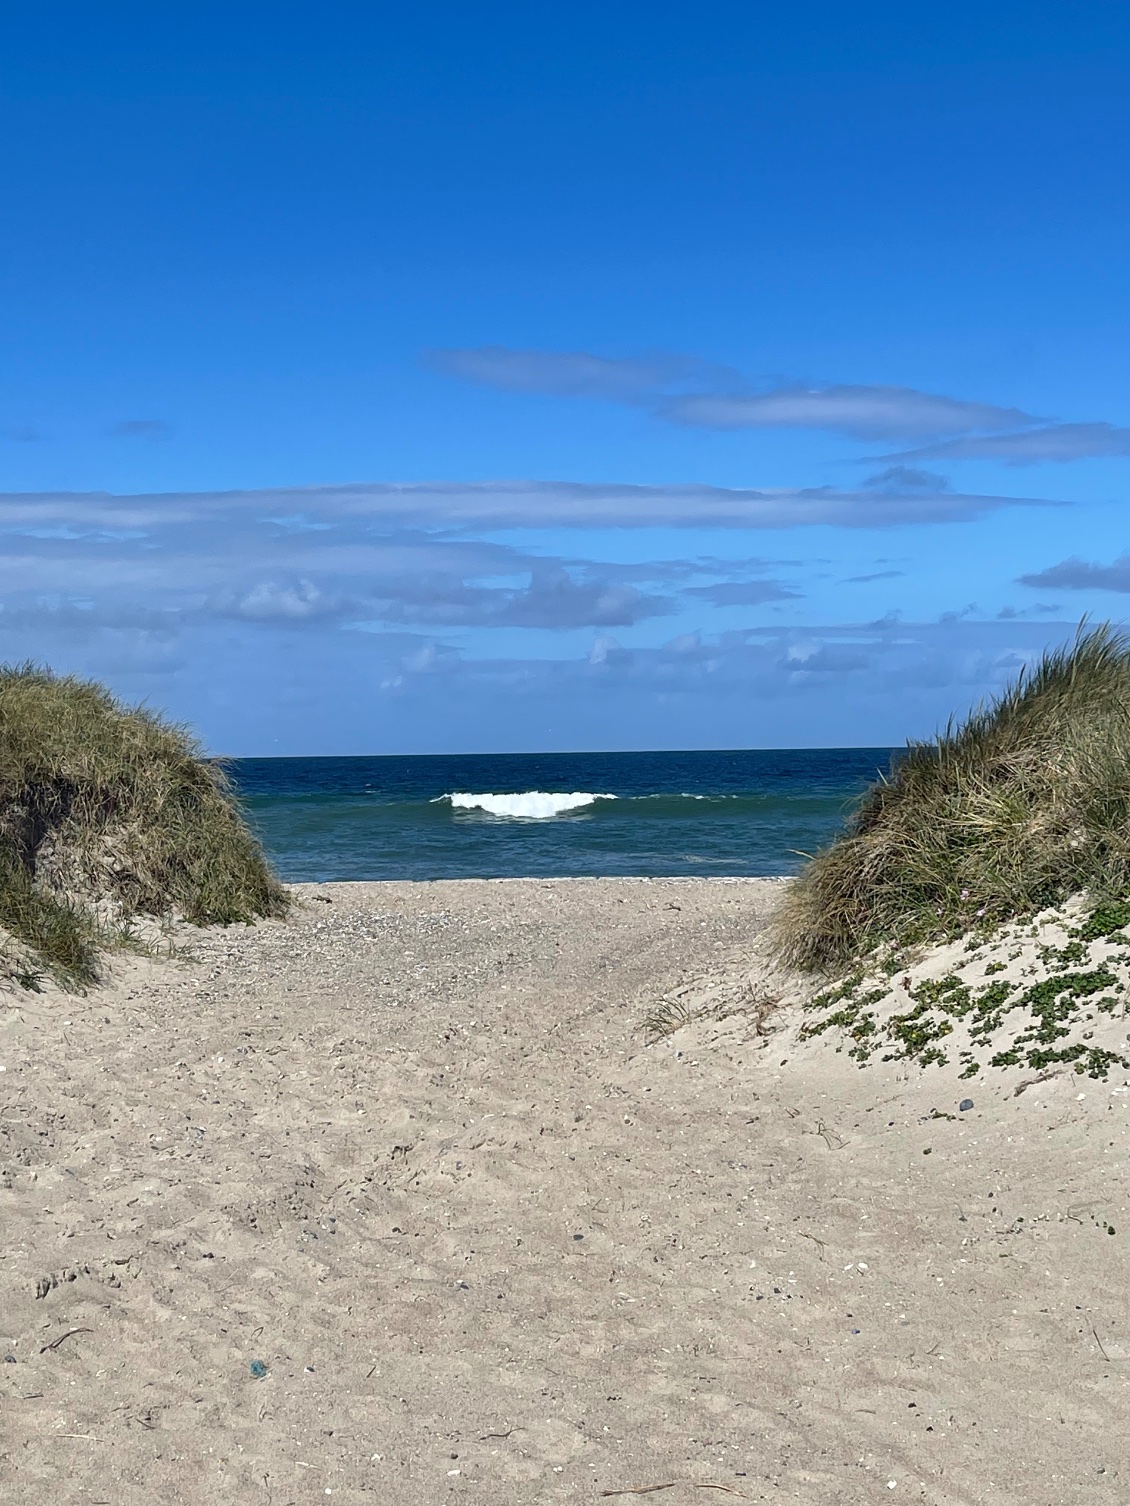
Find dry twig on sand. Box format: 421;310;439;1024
39;1326;92;1353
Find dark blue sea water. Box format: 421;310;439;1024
226;748;894;883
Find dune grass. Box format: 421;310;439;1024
773;624;1130;972
0;664;288;986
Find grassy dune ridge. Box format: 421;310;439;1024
774;623;1130;971
765;625;1130;1082
0;665;288;986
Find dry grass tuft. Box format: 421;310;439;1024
773;623;1130;972
0;664;288;986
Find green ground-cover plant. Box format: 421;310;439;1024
797;953;1130;1078
0;664;288;986
774;624;1130;971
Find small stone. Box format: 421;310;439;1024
959;1099;974;1112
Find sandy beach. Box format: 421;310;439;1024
2;877;1128;1504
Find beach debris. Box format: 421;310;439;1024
600;1487;748;1500
39;1326;93;1353
1014;1068;1064;1096
1089;1323;1112;1361
249;1359;269;1379
600;1487;678;1498
959;1098;974;1112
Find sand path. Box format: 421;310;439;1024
2;878;1128;1503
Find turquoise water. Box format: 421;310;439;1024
227;748;893;882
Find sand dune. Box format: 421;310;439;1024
2;878;1128;1503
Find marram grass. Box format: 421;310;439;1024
0;664;288;987
773;624;1130;972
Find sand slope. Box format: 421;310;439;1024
1;878;1128;1503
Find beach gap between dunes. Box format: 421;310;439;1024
1;877;1127;1504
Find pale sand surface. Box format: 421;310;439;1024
2;877;1128;1504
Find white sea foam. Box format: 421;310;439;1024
443;791;616;819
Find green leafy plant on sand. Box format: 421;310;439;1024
0;664;288;987
773;623;1130;971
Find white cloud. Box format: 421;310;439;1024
226;579;341;620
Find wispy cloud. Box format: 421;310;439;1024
883;422;1130;466
684;581;800;606
109;418;172;440
663;385;1030;440
431;344;1039;442
426;347;728;403
1018;554;1130;592
0;476;1056;536
861;465;949;493
432;345;1130;464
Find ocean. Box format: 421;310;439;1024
226;747;894;883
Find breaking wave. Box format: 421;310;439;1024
440;791;617;820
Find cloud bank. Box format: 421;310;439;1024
0;478;1089;752
5;601;1081;755
0;476;1063;660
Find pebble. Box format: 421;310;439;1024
959;1099;974;1112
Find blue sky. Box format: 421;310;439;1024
2;2;1129;753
